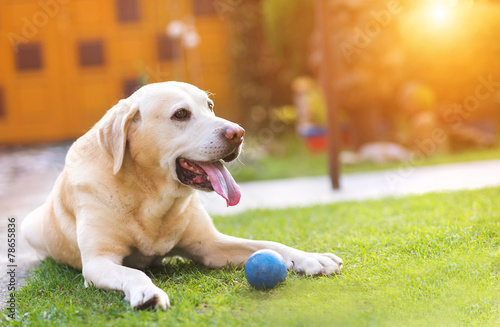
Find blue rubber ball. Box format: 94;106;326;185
245;249;288;290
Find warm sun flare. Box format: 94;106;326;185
430;4;450;22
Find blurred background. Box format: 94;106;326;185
1;0;500;185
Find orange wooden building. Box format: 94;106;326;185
0;0;238;144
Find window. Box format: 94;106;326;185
15;43;43;71
116;0;140;22
78;41;105;67
192;0;217;16
0;87;5;119
157;35;179;61
123;78;141;97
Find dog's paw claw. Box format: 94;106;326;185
130;285;170;310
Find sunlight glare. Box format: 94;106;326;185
431;5;450;22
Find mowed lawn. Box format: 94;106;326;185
3;187;500;326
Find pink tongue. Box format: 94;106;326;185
198;161;241;206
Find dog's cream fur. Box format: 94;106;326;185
21;82;343;310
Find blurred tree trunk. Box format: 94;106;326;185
318;0;341;189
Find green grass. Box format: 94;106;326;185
3;187;500;326
228;134;500;182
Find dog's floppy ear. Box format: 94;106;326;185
97;99;140;174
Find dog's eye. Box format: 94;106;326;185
208;102;214;112
172;109;191;121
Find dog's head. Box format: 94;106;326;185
96;81;244;206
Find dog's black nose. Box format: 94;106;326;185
224;124;245;143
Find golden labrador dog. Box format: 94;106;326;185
21;82;343;310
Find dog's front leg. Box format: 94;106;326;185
82;256;170;310
176;213;342;276
191;234;342;275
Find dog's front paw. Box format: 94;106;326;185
291;253;343;276
128;284;170;310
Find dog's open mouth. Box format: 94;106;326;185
176;158;241;207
